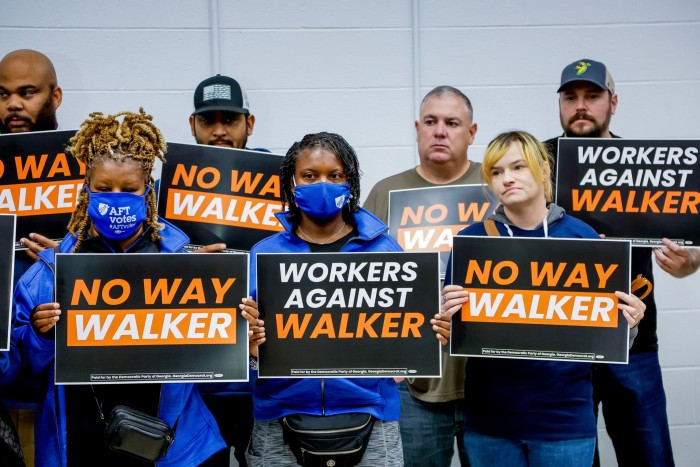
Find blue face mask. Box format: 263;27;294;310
87;186;150;240
293;181;351;221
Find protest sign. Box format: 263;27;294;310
158;143;283;251
556;138;700;246
388;184;492;276
0;130;80;248
54;253;249;383
256;252;441;378
450;236;631;363
0;214;16;350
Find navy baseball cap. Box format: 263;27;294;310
557;59;615;94
192;74;250;116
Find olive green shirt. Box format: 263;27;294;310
363;163;482;402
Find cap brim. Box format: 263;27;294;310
192;105;249;116
557;78;609;93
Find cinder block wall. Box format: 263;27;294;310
3;1;699;464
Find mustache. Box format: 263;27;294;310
3;113;31;125
568;112;595;125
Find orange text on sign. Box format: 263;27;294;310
66;308;237;346
572;189;700;214
276;312;425;339
461;289;618;328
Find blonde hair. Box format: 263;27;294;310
481;130;554;202
66;108;166;251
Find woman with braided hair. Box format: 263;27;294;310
12;109;251;466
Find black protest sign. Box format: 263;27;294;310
0;215;16;350
54;253;249;384
450;236;631;363
0;130;80;248
256;252;441;378
388;185;493;277
158;143;284;251
556;138;700;247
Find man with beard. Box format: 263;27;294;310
189;74;263;467
0;48;64;467
0;49;61;134
545;58;699;467
190;74;258;150
0;50;63;262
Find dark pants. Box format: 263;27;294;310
200;394;254;467
592;351;674;467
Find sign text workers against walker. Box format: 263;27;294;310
556;138;700;247
256;252;441;378
450;236;631;363
54;253;249;384
388;185;493;276
0;130;81;247
158;143;284;251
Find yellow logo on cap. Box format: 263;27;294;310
575;61;591;75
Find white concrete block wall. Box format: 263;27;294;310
3;1;699;464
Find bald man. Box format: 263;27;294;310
0;49;63;467
0;49;62;134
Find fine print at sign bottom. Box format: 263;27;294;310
290;368;413;377
480;348;599;361
89;372;223;382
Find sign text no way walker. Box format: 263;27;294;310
54;253;249;383
450;236;631;363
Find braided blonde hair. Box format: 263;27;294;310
66;108;166;251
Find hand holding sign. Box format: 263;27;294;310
20;232;59;261
31;302;61;333
241;296;264;357
616;290;645;329
653;237;700;278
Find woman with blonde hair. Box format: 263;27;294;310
441;130;645;467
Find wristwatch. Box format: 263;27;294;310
249;355;259;370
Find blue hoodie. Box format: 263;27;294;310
12;219;225;467
447;204;600;441
248;208;403;422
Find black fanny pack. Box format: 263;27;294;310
103;405;174;462
281;412;375;467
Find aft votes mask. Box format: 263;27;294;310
293;181;351;221
87;186;150;240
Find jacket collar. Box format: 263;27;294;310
274;207;388;243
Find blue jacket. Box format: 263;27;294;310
249;208;403;421
12;219;225;467
448;205;600;441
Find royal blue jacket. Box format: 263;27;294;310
12;219;225;467
248;208;403;422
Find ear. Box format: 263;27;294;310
610;93;618;115
52;85;63;110
189;115;196;137
468;122;478;145
414;120;420;143
246;114;256;136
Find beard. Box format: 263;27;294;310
561;106;613;138
0;96;58;133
